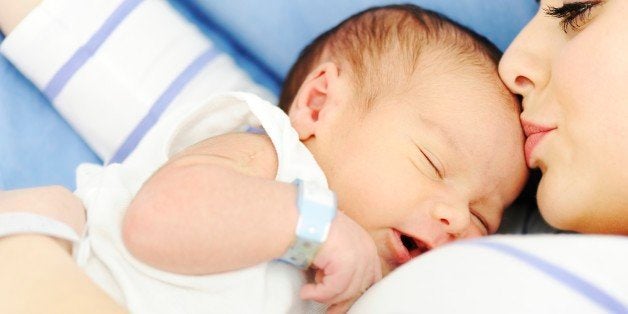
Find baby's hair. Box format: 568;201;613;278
278;4;503;112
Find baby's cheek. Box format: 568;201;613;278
338;179;400;217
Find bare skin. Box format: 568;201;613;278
0;187;126;314
0;0;41;34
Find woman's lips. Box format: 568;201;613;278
522;121;557;167
524;131;553;166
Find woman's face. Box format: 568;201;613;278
499;0;628;234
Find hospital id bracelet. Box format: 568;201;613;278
279;179;337;269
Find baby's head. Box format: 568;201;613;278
281;5;528;275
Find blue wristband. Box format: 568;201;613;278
279;179;337;269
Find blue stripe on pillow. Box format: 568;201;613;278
109;48;220;164
470;241;627;313
44;0;143;100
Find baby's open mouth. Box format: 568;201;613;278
392;229;432;265
400;234;431;258
400;233;431;258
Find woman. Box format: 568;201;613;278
499;0;627;235
1;0;626;312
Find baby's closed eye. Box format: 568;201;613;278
470;209;490;235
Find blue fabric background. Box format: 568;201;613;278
188;0;539;78
0;33;101;190
0;0;539;190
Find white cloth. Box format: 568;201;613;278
0;0;274;162
351;235;628;313
0;212;80;243
74;92;327;314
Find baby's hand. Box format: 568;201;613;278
300;211;382;313
0;186;86;251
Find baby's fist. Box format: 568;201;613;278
300;211;381;313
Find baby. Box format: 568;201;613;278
0;3;527;314
122;4;527;312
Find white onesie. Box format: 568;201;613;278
74;92;327;314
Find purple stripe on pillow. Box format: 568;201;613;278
109;48;221;164
245;126;266;135
470;241;627;313
43;0;143;100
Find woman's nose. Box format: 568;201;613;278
430;203;471;238
498;14;551;100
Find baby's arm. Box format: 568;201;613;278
122;132;300;274
0;0;41;34
123;132;381;311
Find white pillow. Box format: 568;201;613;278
351;235;628;313
0;0;274;163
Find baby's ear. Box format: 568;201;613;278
289;62;340;141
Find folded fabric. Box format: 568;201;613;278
0;0;274;164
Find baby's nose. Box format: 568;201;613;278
429;203;471;239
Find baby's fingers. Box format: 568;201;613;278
326;259;380;312
300;268;352;303
323;262;368;305
300;282;342;303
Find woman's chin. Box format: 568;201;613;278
536;167;627;234
536;172;583;233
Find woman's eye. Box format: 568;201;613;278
544;1;603;33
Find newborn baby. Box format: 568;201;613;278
118;4;527;312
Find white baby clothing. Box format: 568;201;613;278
74;92;327;314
